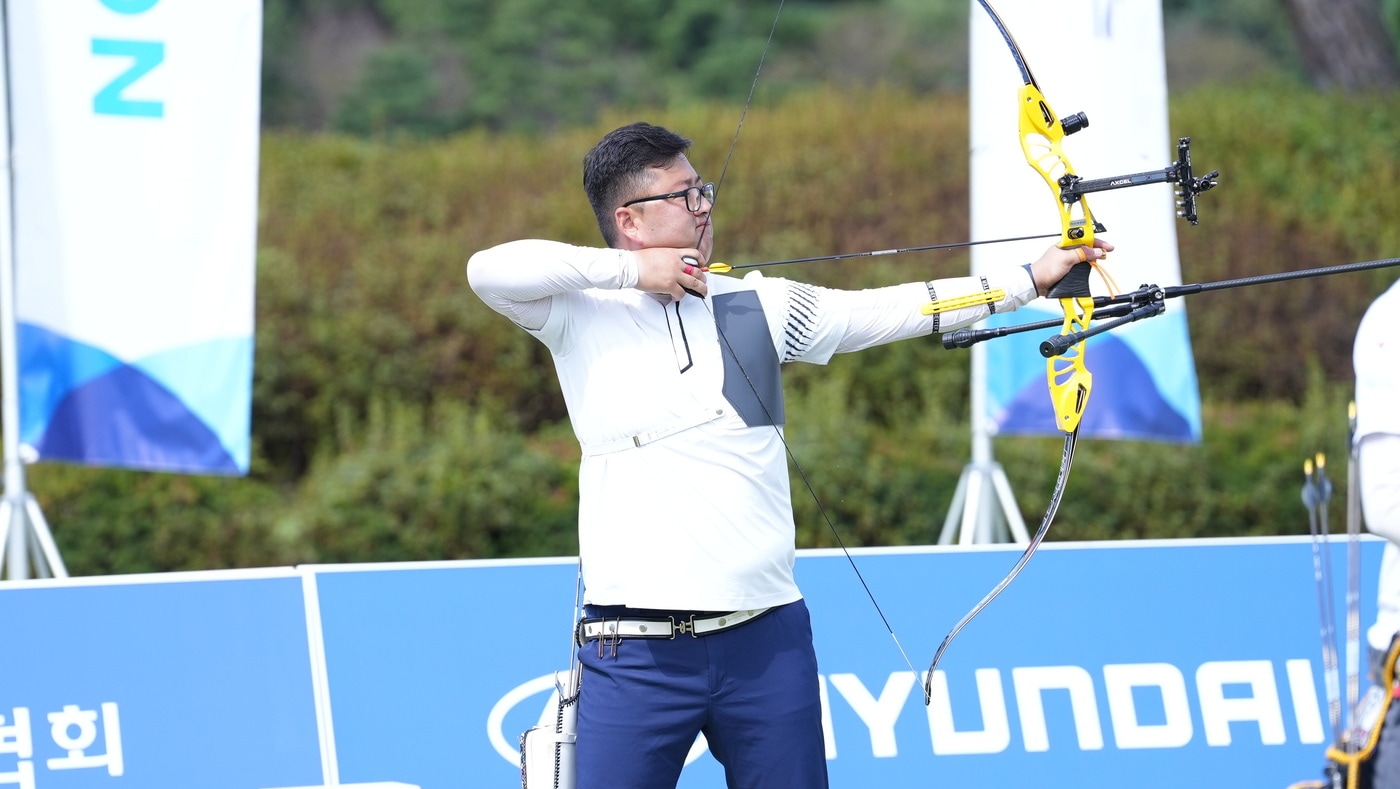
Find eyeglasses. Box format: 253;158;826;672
622;182;716;212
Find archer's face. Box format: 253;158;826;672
617;155;714;262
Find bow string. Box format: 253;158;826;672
695;0;927;684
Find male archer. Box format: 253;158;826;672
467;121;1109;788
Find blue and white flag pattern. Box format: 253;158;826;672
969;0;1202;441
8;0;263;473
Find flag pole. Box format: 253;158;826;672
938;340;1030;546
0;0;64;581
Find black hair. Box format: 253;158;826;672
582;122;692;248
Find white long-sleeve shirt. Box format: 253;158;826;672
468;239;1040;610
1354;280;1400;651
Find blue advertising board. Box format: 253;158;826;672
0;538;1382;788
0;569;324;789
799;540;1362;788
309;538;1380;789
307;560;582;788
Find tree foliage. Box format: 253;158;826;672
263;0;828;133
258;0;1400;136
1282;0;1400;90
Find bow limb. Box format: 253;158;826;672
924;429;1077;703
976;0;1098;247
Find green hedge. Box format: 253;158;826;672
286;399;580;563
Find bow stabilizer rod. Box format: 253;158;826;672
943;254;1400;354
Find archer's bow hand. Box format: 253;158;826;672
1030;238;1114;298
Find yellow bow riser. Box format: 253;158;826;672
1018;83;1097;249
1049;296;1095;433
1016;81;1099;434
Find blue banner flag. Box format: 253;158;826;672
8;0;262;473
968;0;1202;441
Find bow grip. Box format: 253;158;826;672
1046;261;1092;299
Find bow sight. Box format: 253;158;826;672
1057;136;1220;225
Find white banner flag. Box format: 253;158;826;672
8;0;262;473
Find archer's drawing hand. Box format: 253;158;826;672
635;247;708;301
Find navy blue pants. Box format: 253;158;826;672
575;599;828;789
